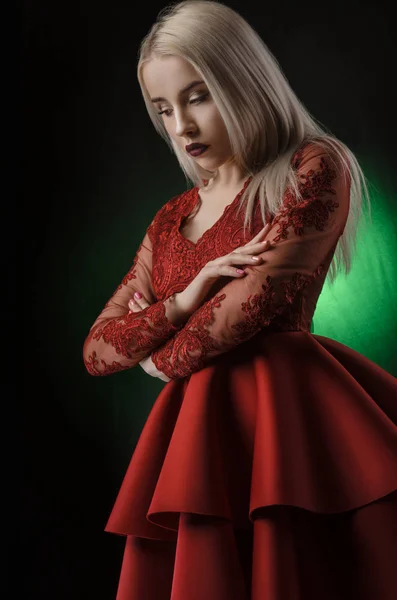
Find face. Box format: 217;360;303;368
142;55;234;169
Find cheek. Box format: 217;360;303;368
205;107;227;135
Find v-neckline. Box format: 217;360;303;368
177;176;253;248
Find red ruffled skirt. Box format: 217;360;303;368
105;332;397;600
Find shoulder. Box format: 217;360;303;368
291;138;345;181
286;139;351;225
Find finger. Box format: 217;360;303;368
132;293;151;309
128;297;145;310
232;239;273;260
246;222;272;245
128;299;141;312
240;240;273;254
134;295;151;309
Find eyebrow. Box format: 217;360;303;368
150;80;205;103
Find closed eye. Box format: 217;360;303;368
157;93;209;117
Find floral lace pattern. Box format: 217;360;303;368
92;302;181;359
149;143;349;379
83;302;183;376
84;351;126;377
83;140;350;378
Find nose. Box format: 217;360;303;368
174;108;197;138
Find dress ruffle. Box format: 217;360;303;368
106;332;397;600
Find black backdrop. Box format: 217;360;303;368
21;1;396;598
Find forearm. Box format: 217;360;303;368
147;288;213;380
164;273;223;327
84;295;190;376
163;291;195;327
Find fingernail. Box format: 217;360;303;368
134;292;142;299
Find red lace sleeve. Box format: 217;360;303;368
83;219;184;376
151;145;351;380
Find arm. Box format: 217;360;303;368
151;143;351;380
82;217;189;376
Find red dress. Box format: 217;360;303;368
83;140;397;600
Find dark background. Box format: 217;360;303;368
21;1;396;598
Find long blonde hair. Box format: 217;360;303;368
137;0;372;285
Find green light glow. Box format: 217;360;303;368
313;169;397;375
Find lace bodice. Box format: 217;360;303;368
83;140;350;378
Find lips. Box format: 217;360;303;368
186;143;209;153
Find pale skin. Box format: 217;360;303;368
133;55;273;381
143;54;249;196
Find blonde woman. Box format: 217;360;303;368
83;1;397;598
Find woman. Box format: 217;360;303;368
83;1;397;598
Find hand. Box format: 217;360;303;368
138;354;172;383
129;222;274;381
176;222;274;317
128;293;172;382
